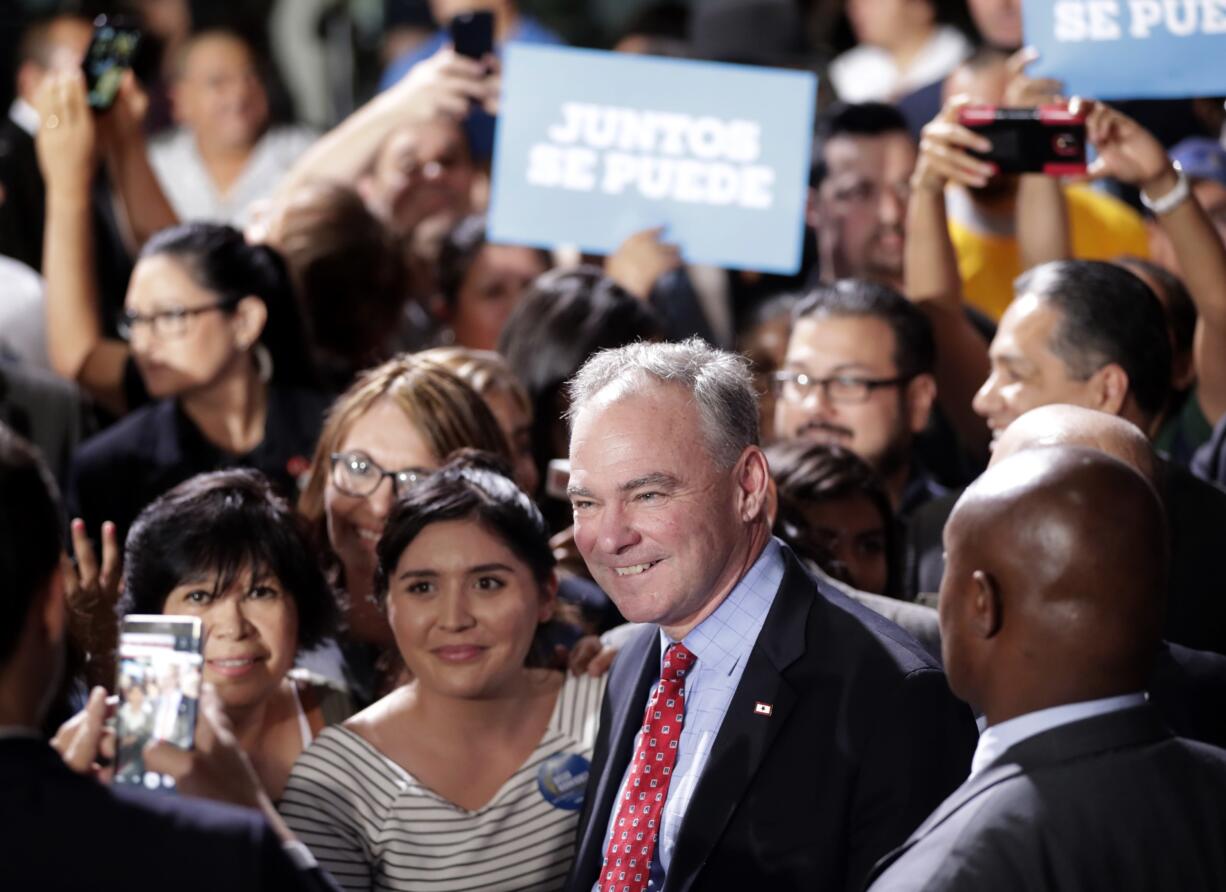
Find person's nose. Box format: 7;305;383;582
972;371;1000;419
207;596;250;641
594;502;642;556
437;586;476;632
127;320;154;354
879;184;905;227
366;476;396;525
802;380;837;418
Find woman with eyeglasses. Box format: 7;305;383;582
62;223;327;547
296;354;510;705
36;70;325;549
281;451;606;892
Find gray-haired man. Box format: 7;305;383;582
561;338;977;892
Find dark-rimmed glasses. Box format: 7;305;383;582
329;451;429;498
771;370;913;405
117;299;239;340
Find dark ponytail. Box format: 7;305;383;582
140;223;319;388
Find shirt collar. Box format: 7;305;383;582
970;692;1148;778
9;98;39;137
659;537;785;677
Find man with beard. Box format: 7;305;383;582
810;103;914;292
773;279;943;520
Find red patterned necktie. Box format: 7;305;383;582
598;642;696;892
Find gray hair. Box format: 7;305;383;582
566;338;759;468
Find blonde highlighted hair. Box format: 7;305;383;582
298;353;510;528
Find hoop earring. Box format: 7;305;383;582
253;343;274;384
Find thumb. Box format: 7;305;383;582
59;686;108;772
143;739;193;779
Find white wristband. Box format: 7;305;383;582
1140;167;1190;215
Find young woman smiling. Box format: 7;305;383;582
281;453;606;892
295;354;510;704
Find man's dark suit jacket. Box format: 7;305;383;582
0;737;339;891
564;547;978;892
905;459;1226;654
864;704;1226;891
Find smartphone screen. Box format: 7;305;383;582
449;11;494;60
113;615;203;792
82;15;142;111
958;105;1088;176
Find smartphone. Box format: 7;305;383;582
957;104;1088;176
449;11;494;60
113;615;203;792
81;14;142;111
546;458;571;502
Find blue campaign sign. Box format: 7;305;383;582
488;45;817;274
1023;0;1226;100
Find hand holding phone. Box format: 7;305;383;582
449;11;494;61
82;15;142;111
113;615;202;792
143;683;267;811
957;104;1088;176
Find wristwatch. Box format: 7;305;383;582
1139;167;1190;215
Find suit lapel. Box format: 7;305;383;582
863;704;1173;887
573;628;661;888
862;759;1023;886
664;552;812;892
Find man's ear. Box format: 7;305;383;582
906;372;938;433
970;569;1002;639
735;446;772;523
1088;363;1129;416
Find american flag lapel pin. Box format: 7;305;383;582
753;702;773;717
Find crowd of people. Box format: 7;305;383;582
3;0;1226;890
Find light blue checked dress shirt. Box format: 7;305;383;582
596;538;786;891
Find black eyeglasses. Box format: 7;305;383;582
329;451;430;498
771;370;913;405
117;299;239;340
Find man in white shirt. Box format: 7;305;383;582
866;444;1226;890
148;30;316;226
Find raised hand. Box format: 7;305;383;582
96;69;149;155
1084;101;1173;191
51;686;117;783
33;70;97;195
912;96;997;193
392;48;500;126
1002;47;1065;108
143;684;266;809
63;518;122;688
606;226;683;300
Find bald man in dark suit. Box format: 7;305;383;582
866;446;1226;891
